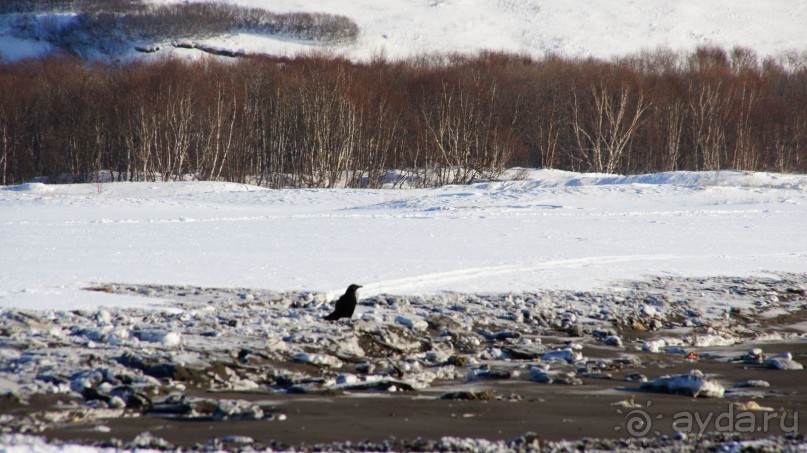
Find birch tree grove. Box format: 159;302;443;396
1;46;807;186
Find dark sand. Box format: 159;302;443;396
22;342;805;449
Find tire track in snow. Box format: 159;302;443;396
361;254;683;295
361;252;807;295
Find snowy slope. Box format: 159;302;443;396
2;170;806;310
212;0;807;61
2;0;807;62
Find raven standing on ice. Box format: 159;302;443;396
324;284;362;321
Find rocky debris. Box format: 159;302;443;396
731;401;775;412
334;377;415;392
731;348;804;370
624;372;648;382
285;382;340;395
580;372;612;379
479;329;522;341
149;393;284;421
501;344;545;360
529;368;553;384
733;348;766;364
639;369;725;398
467;367;516;381
81;385;153;411
142;363;196;381
528;367;582;385
540;346;584;364
642;338;686;353
147;393;195;417
1;273;806;448
134;329;182;347
733;380;771;388
4;430;807;452
611;397;643;408
395;315;429;331
292;353;343;369
212;399;265;421
439;390;498;400
446;355;470;367
613;356;643;367
216;435;256;447
128;432;176;450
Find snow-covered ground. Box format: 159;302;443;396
2;0;807;62
2;169;806;311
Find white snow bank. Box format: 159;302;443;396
1;170;806;310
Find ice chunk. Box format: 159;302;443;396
692;334;736;347
395;315;428;331
604;335;623;347
733;380;770;388
529;368;552;383
639;369;724;398
640;304;657;317
642;337;685;353
162;332;182;347
213;399;264;421
540;348;583;363
293;353;343;368
642;339;665;353
136;329;182;347
764;352;803;370
732;401;774;412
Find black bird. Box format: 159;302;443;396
324;284;362;321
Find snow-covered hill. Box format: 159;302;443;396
2;0;807;62
214;0;807;61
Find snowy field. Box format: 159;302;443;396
2;169;806;311
2;0;807;61
2;170;807;452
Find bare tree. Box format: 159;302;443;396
688;81;730;170
661;99;685;171
159;85;194;180
203;84;238;181
571;83;649;173
419;79;516;184
536;101;563;169
729;81;761;169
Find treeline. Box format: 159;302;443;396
0;0;142;14
7;1;359;55
1;47;807;187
